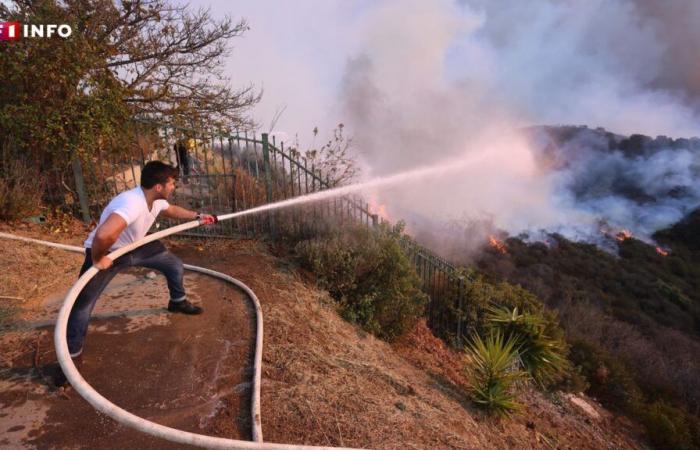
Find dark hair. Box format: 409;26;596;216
140;161;179;188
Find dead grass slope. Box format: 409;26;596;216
213;240;648;450
0;224;649;449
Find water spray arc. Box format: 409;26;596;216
217;148;488;223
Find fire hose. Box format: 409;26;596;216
0;227;364;450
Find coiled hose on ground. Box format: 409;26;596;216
0;227;364;450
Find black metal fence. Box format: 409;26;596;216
57;124;473;346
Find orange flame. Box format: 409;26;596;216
488;236;508;254
655;247;669;257
367;197;389;221
616;229;633;242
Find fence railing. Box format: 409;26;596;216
60;124;473;346
225;131;472;345
399;237;473;346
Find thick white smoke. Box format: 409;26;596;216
212;0;700;253
529;127;700;240
337;0;700;253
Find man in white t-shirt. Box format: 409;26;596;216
54;161;217;387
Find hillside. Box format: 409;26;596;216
0;222;647;449
474;207;700;449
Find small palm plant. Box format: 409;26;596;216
465;330;525;416
485;305;571;387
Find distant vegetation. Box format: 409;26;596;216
476;208;700;449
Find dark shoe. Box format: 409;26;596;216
46;355;82;389
167;299;203;315
49;363;68;388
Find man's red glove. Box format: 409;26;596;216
198;214;218;225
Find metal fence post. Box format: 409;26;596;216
71;157;92;223
261;133;275;236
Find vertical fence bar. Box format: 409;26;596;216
262;133;274;236
218;133;230;234
228;135;236;235
203;129;214;236
310;163;317;233
253;136;261;234
236;132;246;234
246;133;253;235
290;146;297;236
289;148;295;198
295;152;303;234
280;141;288;235
271;137;278;202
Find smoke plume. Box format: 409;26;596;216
337;0;700;255
214;0;700;254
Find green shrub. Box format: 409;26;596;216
485;305;573;388
443;273;576;389
295;223;428;340
465;330;525;416
641;400;699;450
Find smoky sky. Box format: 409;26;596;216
335;0;700;249
206;0;700;250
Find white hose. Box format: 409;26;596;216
0;230;363;450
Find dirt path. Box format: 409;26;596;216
1;248;255;449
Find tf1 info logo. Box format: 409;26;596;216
0;22;73;41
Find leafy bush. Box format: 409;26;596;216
295;223;428;340
485;305;572;388
465;330;525;416
440;273;579;389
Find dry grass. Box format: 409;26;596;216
0;219;87;320
206;242;648;449
0;226;649;449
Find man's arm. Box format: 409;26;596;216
161;205;218;224
160;205;198;221
91;213;127;270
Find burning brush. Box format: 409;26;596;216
488;235;508;254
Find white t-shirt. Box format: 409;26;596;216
84;187;169;250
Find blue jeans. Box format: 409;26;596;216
66;240;187;356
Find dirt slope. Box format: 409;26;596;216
0;225;648;449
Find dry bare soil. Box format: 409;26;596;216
0;221;648;449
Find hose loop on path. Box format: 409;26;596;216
0;230;363;450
